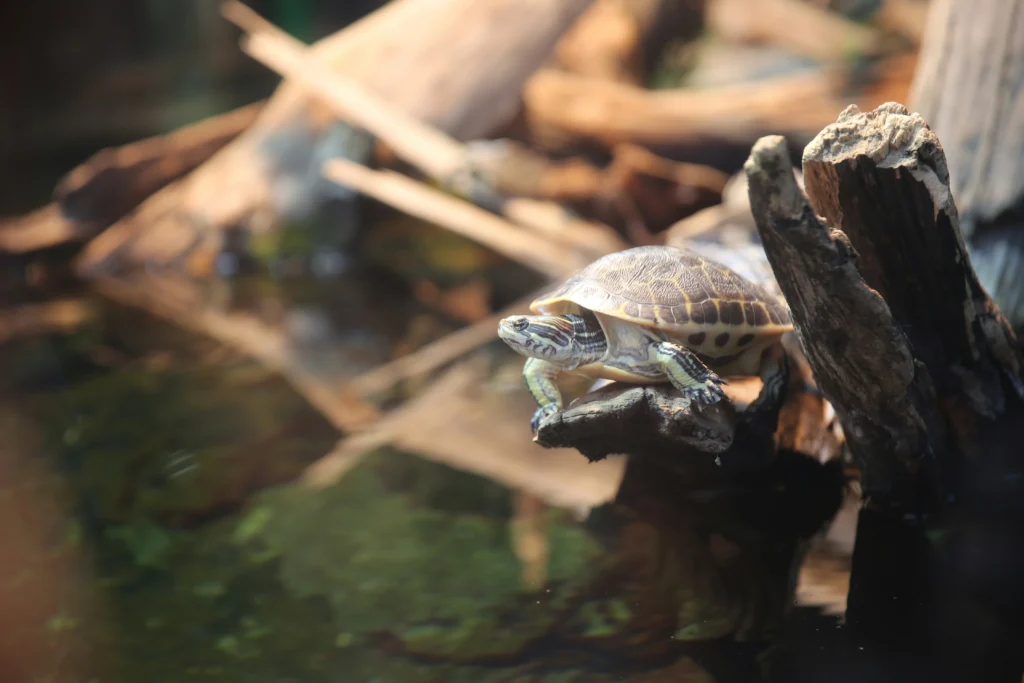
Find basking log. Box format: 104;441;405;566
747;104;1023;502
745;103;1024;678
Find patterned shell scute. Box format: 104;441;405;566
532;245;792;334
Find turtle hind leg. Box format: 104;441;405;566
653;341;727;408
737;342;790;444
523;357;563;433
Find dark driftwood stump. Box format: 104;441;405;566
746;103;1024;681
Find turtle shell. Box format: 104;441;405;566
531;245;792;354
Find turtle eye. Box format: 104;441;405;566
512;318;529;332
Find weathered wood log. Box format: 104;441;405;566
909;0;1024;330
745;103;1024;678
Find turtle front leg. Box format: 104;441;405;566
653;341;727;408
523;357;564;432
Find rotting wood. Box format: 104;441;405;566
746;105;1024;502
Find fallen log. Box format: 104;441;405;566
746;103;1024;679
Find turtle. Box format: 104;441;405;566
497;245;794;433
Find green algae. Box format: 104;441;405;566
236;449;603;660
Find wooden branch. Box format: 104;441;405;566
322;159;590;279
553;0;696;84
228;3;625;259
224;1;467;183
745;102;1024;505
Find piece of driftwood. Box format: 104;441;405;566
706;0;884;63
909;0;1024;330
745;103;1024;677
522;58;913;151
74;0;594;277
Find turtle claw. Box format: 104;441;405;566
531;404;560;434
683;379;728;410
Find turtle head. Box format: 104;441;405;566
498;313;604;367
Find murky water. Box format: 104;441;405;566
1;259;1020;683
0;261;850;683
